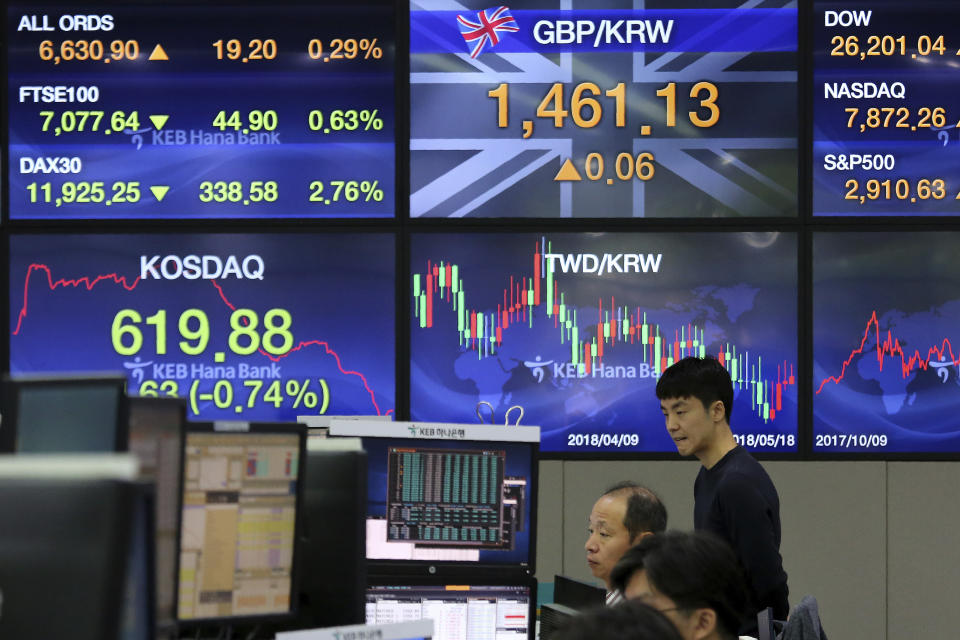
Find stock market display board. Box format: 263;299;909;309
410;1;798;218
8;2;395;220
813;0;960;216
4;2;960;457
9;233;396;421
410;231;798;454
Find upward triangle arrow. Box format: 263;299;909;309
553;159;583;182
148;44;169;61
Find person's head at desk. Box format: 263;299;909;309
585;481;667;599
610;530;749;640
553;599;684;640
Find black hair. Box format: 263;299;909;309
610;530;749;640
552;600;684;640
655;356;733;424
602;481;667;540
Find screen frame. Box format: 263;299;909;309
175;420;308;630
125;479;159;640
0;372;129;454
0;472;141;640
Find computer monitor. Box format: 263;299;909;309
0;372;128;453
538;575;608;640
298;415;392;441
288;437;368;629
126;396;186;635
329;420;539;576
120;481;157;640
176;421;306;626
277;619;434;640
553;575;606;611
365;582;534;640
0;454;144;640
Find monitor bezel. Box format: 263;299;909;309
175;420;308;630
126;395;187;634
0;471;140;639
0;372;129;454
126;479;159;640
265;443;370;635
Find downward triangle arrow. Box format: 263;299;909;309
150;186;170;202
149;115;169;130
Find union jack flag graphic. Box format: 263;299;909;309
456;6;519;59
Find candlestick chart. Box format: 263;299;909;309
410;232;798;453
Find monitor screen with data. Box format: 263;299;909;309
362;436;535;568
177;424;304;622
328;421;538;570
365;584;532;640
7;1;395;220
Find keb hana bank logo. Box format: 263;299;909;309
457;6;519;58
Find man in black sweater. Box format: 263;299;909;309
656;356;790;626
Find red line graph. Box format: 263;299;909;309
816;309;960;394
13;263;388;416
13;264;140;335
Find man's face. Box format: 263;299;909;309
585;494;636;588
659;395;723;459
625;570;715;640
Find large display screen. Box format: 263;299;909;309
7;3;394;219
9;233;395;420
812;1;960;216
410;232;798;454
813;231;960;453
410;1;797;218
